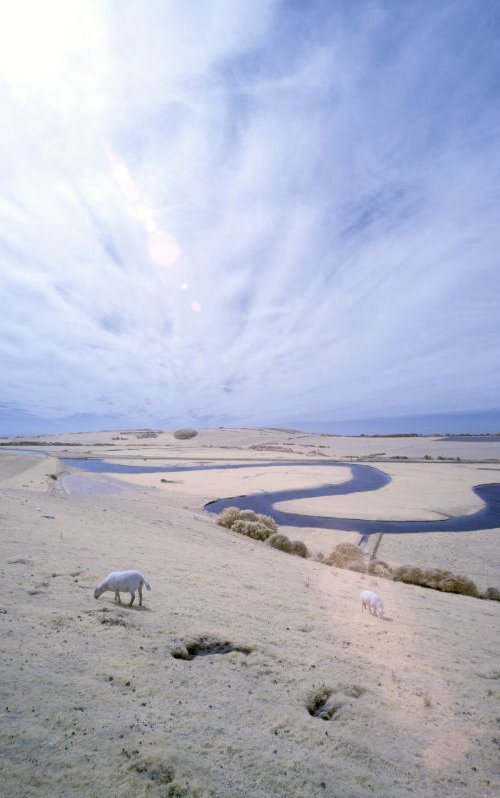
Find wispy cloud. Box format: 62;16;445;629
1;0;499;432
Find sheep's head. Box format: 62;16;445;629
94;585;103;599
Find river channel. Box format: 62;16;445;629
56;455;500;536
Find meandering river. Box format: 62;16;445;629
9;450;500;535
58;456;500;536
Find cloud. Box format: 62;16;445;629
0;0;499;432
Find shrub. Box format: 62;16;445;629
422;569;455;590
173;428;198;440
215;507;242;529
368;559;393;578
347;561;367;573
483;587;500;601
268;533;293;553
136;431;158;438
327;542;365;569
290;540;309;558
231;520;271;541
393;565;479;597
216;507;278;535
255;513;278;534
234;509;276;528
237;509;260;522
438;575;479;597
393;566;426;586
215;506;301;555
267;534;308;557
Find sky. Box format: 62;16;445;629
1;0;500;436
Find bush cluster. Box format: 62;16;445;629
214;513;499;601
216;507;277;539
215;507;308;557
268;533;309;558
173;428;198;440
264;533;292;552
367;559;393;578
231;520;271;541
325;543;500;601
392;566;479;597
215;506;242;529
327;542;365;570
291;540;309;558
216;507;277;535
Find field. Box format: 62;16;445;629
1;427;499;797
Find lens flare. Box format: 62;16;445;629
104;144;180;268
148;229;180;267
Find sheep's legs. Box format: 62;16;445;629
138;584;143;606
115;591;121;603
129;592;135;607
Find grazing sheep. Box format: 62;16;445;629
94;570;151;607
361;589;384;619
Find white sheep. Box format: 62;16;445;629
94;570;151;607
361;589;384;619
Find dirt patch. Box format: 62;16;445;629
307;684;366;720
171;637;253;661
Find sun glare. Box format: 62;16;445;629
148;229;181;267
0;0;105;109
